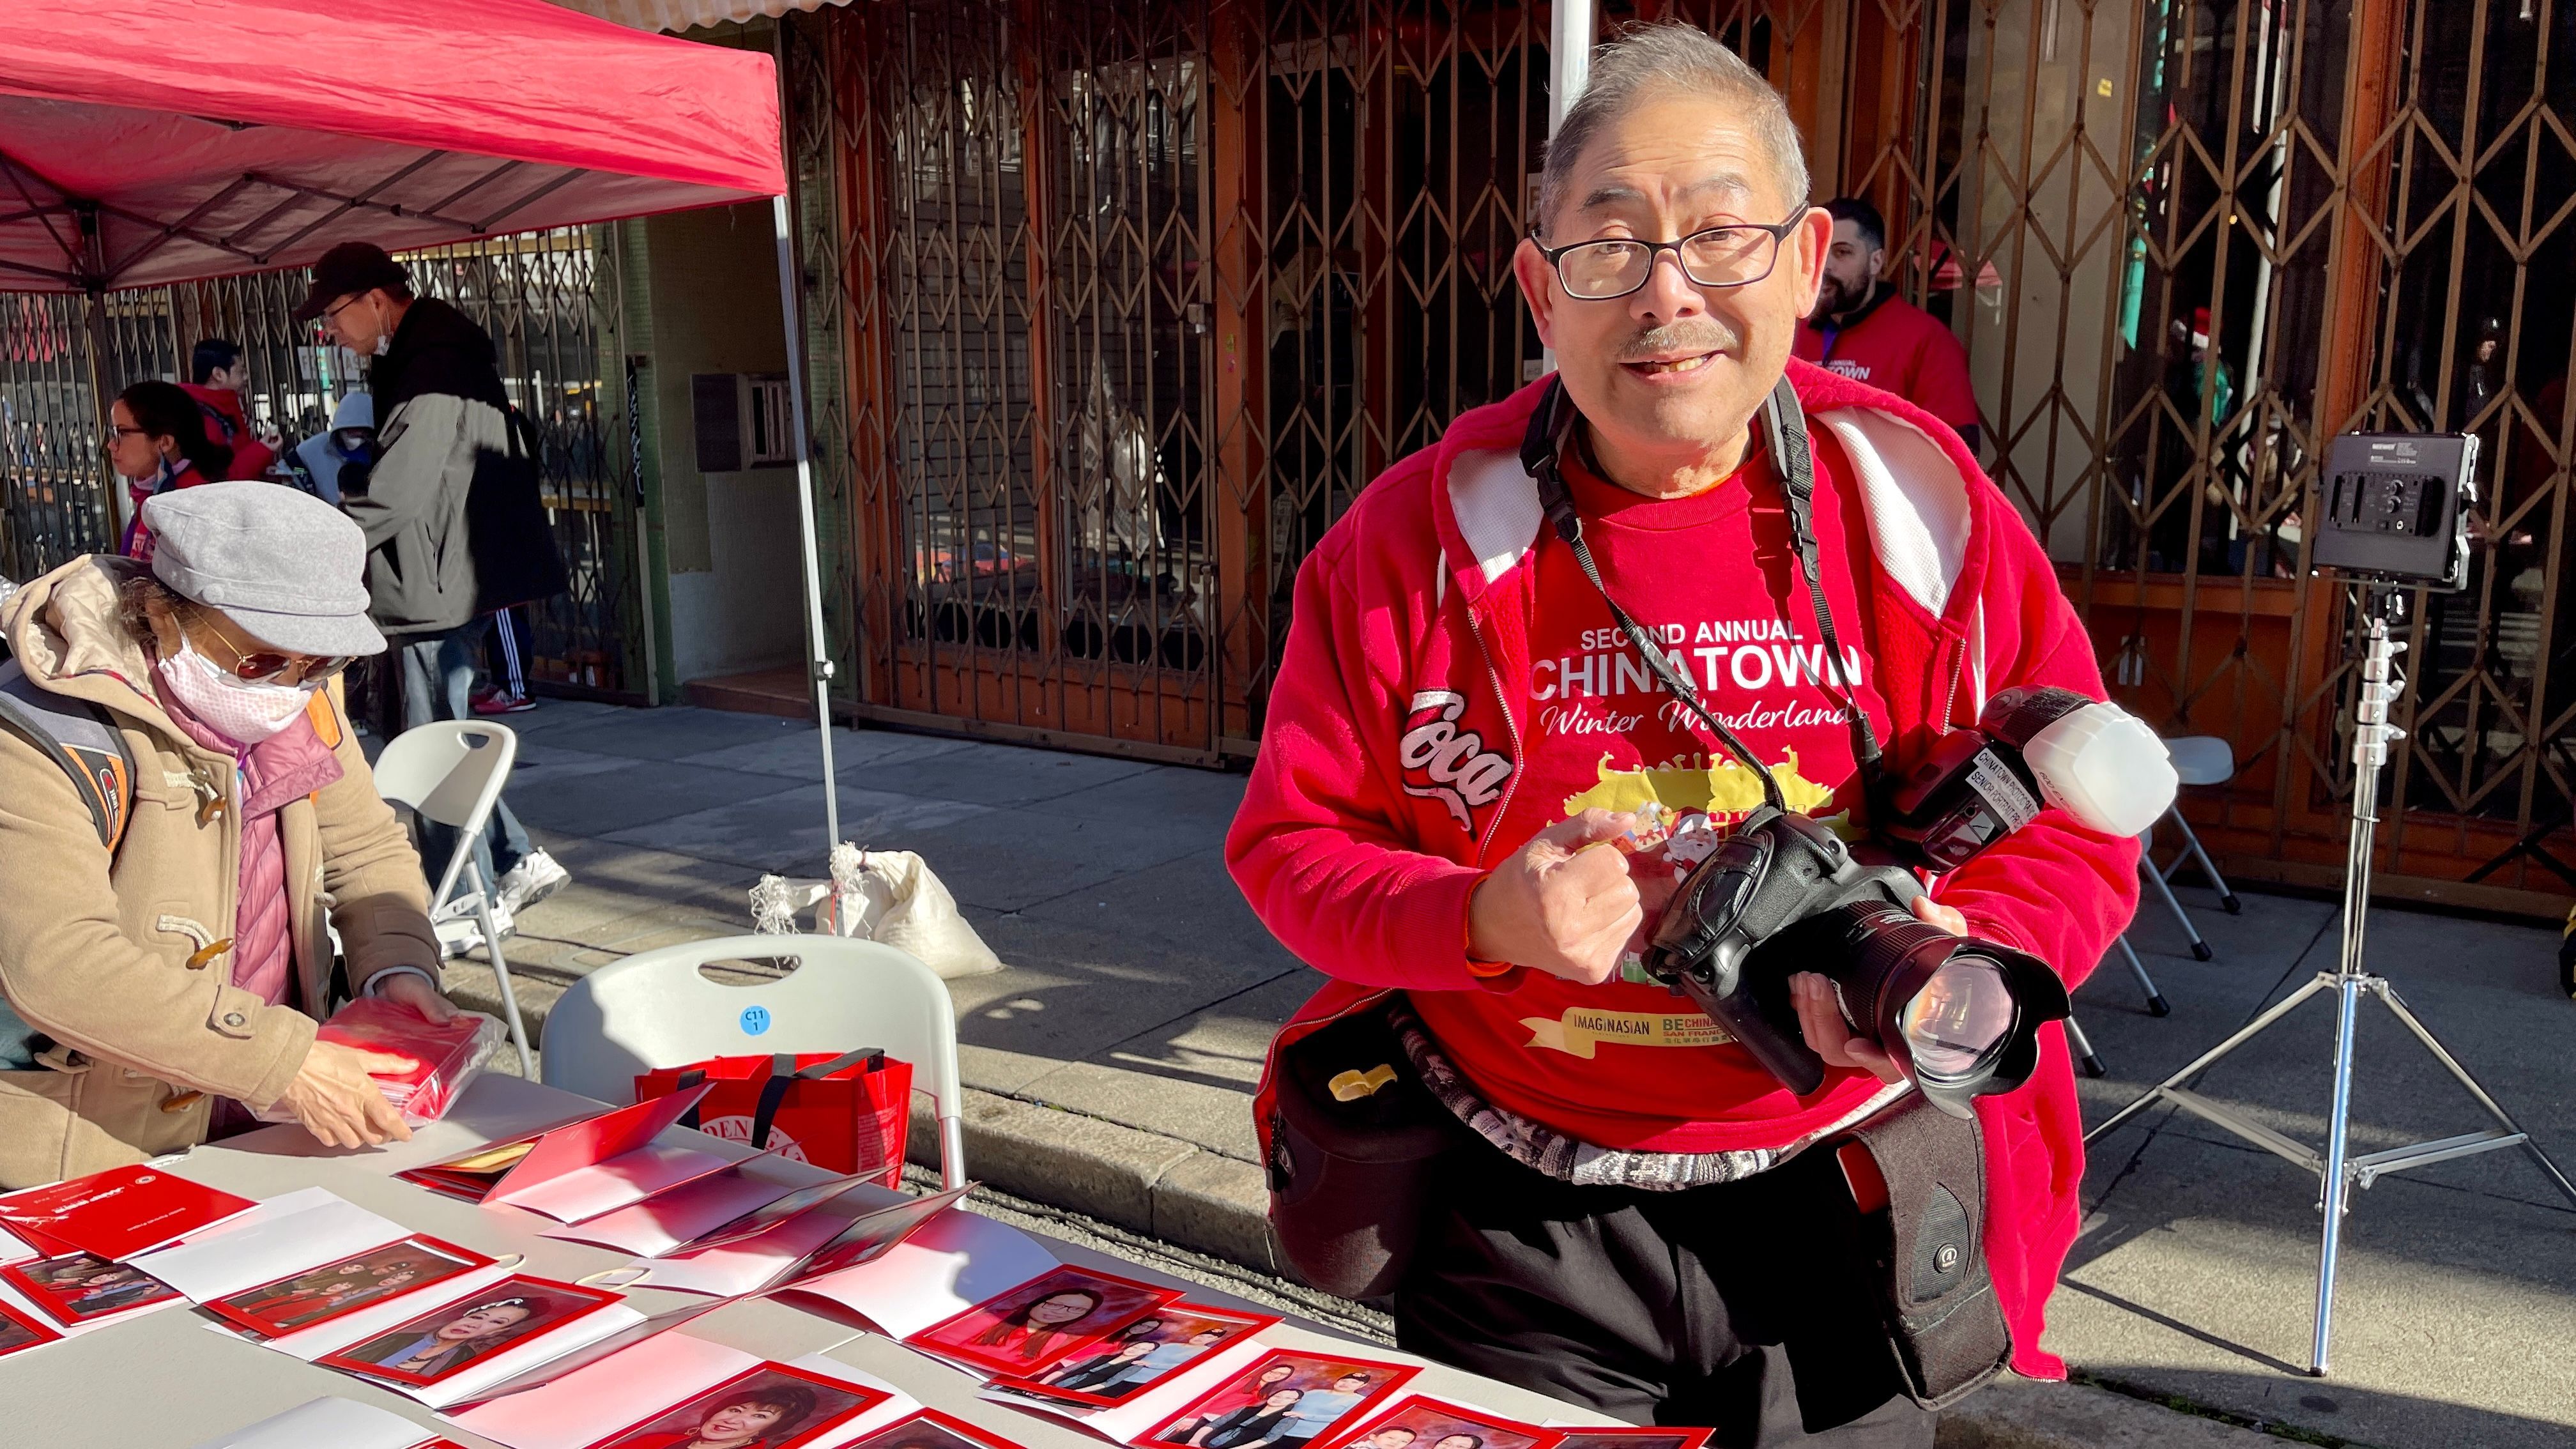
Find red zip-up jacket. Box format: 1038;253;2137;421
1226;362;2139;1379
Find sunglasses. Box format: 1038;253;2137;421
192;608;353;686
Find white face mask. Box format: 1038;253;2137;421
373;330;394;358
157;640;316;746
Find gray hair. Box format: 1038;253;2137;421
1535;24;1810;236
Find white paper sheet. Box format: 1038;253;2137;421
786;1356;926;1449
130;1189;410;1304
628;1189;878;1298
184;1395;438;1449
535;1162;806;1257
448;1328;757;1449
980;1333;1273;1443
776;1206;1059;1339
492;1140;742;1223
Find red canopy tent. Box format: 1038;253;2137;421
0;0;850;838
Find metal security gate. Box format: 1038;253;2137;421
794;0;1552;760
1849;0;2576;911
0;229;645;700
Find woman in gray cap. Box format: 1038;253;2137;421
0;480;455;1186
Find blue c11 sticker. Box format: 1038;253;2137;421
739;1004;772;1036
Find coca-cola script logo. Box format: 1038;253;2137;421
1398;689;1513;831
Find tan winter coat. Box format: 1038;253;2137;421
0;557;440;1186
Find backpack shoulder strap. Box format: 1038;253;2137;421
0;658;136;854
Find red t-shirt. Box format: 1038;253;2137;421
1795;290;1980;432
1409;433;1894;1152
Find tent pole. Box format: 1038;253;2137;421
772;190;841;853
1540;0;1593;378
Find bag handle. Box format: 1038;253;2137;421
674;1068;710;1130
674;1050;885;1147
798;1048;883;1080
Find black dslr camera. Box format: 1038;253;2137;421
1642;804;2067;1118
1526;377;2172;1117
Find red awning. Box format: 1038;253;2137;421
0;0;785;293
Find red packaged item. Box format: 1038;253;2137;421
259;1000;505;1126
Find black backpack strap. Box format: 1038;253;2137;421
0;659;135;854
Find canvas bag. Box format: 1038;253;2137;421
636;1048;912;1188
750;843;1003;980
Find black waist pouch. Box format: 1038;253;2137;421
1828;1095;2014;1409
1265;1006;1453;1300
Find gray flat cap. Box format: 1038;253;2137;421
144;481;386;659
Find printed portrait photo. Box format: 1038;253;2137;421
586;1363;888;1449
905;1264;1176;1376
1310;1397;1563;1449
209;1236;490;1338
0;1298;63;1360
317;1275;618;1387
1004;1304;1276;1407
0;1250;183;1326
1551;1432;1711;1449
1147;1351;1419;1449
834;1408;1025;1449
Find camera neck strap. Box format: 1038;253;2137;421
1520;375;1885;812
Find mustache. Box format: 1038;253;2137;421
1613;321;1739;361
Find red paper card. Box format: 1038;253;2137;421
581;1361;893;1449
316;1274;622;1388
1308;1397;1567;1449
203;1233;494;1339
1549;1430;1714;1449
0;1295;64;1360
1141;1349;1419;1449
903;1264;1179;1377
0;1165;254;1261
835;1409;1028;1449
0;1250;185;1327
989;1303;1280;1408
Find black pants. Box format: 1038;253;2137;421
1393;1132;1935;1448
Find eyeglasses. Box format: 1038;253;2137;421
1530;210;1807;301
319;293;368;330
191;608;352;686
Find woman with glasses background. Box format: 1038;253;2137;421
105;379;234;565
0;480;457;1186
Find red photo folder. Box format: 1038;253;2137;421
397;1082;727;1221
0;1165;256;1262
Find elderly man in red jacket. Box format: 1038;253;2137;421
1226;22;2136;1448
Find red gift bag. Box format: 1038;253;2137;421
636;1049;912;1188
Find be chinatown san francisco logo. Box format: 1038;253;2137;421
1397;690;1513;831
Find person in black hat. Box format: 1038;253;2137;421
296;242;572;936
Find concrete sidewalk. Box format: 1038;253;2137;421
443;700;2576;1449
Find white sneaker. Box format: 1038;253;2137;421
495;850;571;915
436;900;516;960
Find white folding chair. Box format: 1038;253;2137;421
372;721;532;1075
2109;735;2241;1016
539;934;967;1190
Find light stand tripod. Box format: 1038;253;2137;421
2086;583;2576;1376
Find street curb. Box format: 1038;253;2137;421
906;1090;1279;1273
1938;1376;2290;1448
448;967;2294;1449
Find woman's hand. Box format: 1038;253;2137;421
374;971;460;1024
280;1039;415;1150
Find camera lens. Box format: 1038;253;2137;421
1898;955;2022;1081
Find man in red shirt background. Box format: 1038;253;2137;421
1795;199;1981;454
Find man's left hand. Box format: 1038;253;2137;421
1788;895;1968;1085
375;971;460;1024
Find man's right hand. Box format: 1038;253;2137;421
280;1040;415;1150
1466;809;1644;985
